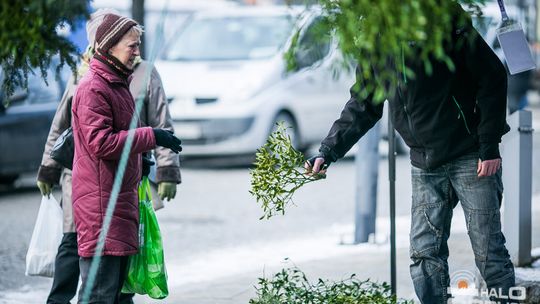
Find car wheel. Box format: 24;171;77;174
270;112;301;150
0;175;18;186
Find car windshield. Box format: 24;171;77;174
164;15;293;61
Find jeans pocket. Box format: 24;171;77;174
457;173;502;211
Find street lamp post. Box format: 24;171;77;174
388;115;397;295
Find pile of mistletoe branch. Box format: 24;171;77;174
250;267;413;304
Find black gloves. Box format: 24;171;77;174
142;153;155;178
305;154;331;170
153;129;182;153
306;145;337;172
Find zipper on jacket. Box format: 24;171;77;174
399;46;428;165
398;84;424;147
403;103;422;146
452;96;471;135
402;101;429;165
401;46;407;84
398;49;425;152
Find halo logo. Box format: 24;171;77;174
448;270;526;303
448;270;478;297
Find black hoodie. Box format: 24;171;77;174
319;8;509;170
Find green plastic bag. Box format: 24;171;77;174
122;177;168;299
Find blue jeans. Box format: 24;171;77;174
409;152;515;304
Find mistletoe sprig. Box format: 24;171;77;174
250;122;325;220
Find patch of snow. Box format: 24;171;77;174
531;247;540;259
516;267;540;282
0;284;50;304
166;212;469;288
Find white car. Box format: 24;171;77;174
91;0;240;56
155;6;356;157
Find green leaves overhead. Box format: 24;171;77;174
250;122;325;220
286;0;484;102
0;0;89;103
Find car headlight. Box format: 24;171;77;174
201;117;254;139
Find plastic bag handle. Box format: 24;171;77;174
138;177;153;202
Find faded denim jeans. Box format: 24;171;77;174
409;152;515;304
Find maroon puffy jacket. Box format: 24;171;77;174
71;59;156;257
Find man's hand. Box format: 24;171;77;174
304;155;328;177
37;181;52;198
158;182;177;201
477;158;501;177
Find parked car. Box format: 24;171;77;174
0;62;68;185
156;6;356;157
91;0;238;57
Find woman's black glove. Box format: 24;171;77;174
153;129;182;153
142;153;155;178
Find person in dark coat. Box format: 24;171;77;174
305;6;515;304
71;14;181;303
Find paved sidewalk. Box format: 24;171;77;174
1;107;538;304
137;194;540;304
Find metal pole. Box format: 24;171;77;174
502;110;533;266
132;0;146;58
354;122;380;243
388;114;397;295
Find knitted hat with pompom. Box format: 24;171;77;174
95;14;138;53
86;8;120;48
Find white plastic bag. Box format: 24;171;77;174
25;195;63;277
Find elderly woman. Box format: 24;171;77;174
71;14;181;302
37;9;181;304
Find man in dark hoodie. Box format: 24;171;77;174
305;5;515;304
